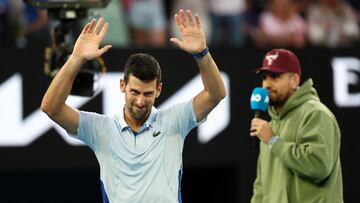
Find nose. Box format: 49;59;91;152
262;78;271;89
135;95;145;107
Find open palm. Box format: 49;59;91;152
72;18;112;61
170;10;207;54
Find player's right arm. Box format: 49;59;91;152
41;18;111;135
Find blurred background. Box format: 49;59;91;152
0;0;359;202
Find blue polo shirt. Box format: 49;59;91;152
71;99;199;203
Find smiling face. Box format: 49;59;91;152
261;71;300;109
121;74;162;123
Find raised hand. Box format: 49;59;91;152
72;17;112;62
170;9;207;54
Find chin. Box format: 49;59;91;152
136;112;149;120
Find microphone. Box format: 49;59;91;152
250;87;269;151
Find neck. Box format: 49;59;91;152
273;87;298;113
124;111;148;132
275;105;284;113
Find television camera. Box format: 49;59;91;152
24;0;110;96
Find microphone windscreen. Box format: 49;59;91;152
250;87;269;112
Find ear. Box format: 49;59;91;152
156;82;163;98
120;79;126;93
290;74;300;89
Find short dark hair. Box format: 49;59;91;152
124;53;162;85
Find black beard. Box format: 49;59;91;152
269;99;286;107
269;90;294;108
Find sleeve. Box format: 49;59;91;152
165;99;202;139
270;111;341;183
68;110;107;152
251;157;263;203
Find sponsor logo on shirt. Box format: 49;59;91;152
153;131;161;137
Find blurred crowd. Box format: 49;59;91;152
0;0;360;49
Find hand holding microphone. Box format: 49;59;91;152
250;88;273;147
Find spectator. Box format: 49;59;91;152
89;0;130;47
124;0;167;47
307;0;360;48
294;0;312;16
0;0;8;44
209;0;247;47
346;0;360;22
9;0;49;49
252;0;307;48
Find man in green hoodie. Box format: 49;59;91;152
250;49;343;203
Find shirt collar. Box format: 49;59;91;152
117;106;159;131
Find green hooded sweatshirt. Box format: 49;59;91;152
251;79;343;203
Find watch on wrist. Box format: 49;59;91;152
268;136;279;149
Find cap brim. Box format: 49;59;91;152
252;66;287;75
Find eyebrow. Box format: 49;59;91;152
129;88;154;94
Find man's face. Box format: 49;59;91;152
261;71;298;107
120;75;162;122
